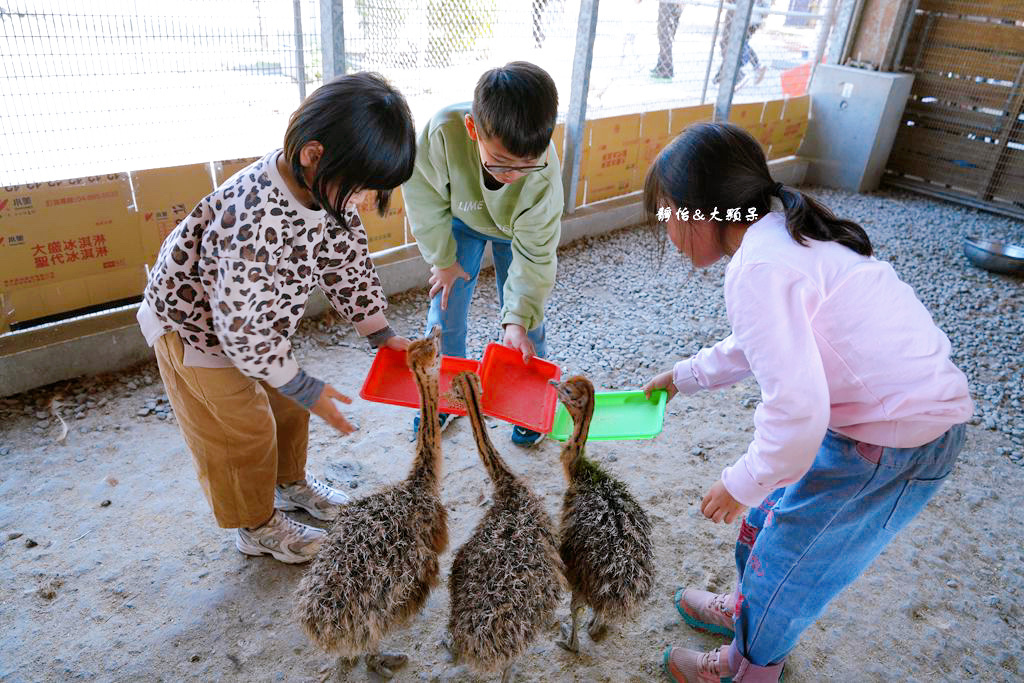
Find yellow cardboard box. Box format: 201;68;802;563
214;157;261;187
132;164;214;266
633;109;673;190
579;113;642;205
0;174;146;323
670;104;714;135
357;188;406;253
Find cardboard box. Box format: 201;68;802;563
0;173;146;324
0;174;141;289
761;98;786;123
357;188;407;253
551;123;565;165
578;113;642;205
633;109;673;190
669;104;714;135
5;267;146;324
769;119;809;160
132;164;214;266
214;157;261;187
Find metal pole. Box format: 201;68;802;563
562;0;600;214
700;0;726;105
713;0;753;122
807;0;836;89
826;0;855;64
839;0;867;65
890;0;919;71
320;0;345;81
293;0;306;102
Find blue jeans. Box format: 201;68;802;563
425;217;547;360
727;424;965;680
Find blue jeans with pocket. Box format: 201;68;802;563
425;217;547;360
727;424;965;681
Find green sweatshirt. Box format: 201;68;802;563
404;103;563;332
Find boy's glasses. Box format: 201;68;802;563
483;161;548;174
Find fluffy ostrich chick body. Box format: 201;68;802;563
551;375;655;652
446;371;566;682
295;328;448;678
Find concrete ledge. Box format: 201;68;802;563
0;156;806;397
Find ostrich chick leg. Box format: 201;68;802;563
440;631;459;663
365;652;408;679
500;663;517;683
556;593;586;653
587;611;608;641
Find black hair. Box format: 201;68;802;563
472;61;558;159
643;122;873;256
284;71;416;227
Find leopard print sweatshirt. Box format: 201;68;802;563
137;150;389;388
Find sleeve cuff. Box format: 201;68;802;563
672;358;704;395
500;312;532;331
721;459;774;508
263;355;301;389
352;311;389;337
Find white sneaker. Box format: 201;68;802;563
274;474;350;521
235;510;325;564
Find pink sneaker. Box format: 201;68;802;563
663;645;733;683
674;587;735;638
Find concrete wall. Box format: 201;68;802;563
0;157;807;397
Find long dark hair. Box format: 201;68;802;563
284;72;416;227
643;122;872;256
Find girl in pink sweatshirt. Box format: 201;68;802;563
643;122;973;682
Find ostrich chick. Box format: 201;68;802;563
295;327;449;678
446;371;566;683
551;375;655;652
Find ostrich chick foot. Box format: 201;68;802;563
440;632;458;663
556;621;580;653
365;652;407;679
587;614;608;641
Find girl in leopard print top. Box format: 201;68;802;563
138;72;416;431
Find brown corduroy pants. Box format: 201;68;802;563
154;332;309;528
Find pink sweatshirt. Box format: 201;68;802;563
673;210;973;508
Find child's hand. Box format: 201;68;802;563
384;335;411;351
310;384;357;435
642;369;679;401
701;479;747;524
502;323;536;363
428;263;471;311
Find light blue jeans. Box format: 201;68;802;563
727;424;966;681
425;217;547;360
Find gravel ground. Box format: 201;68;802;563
0;186;1021;681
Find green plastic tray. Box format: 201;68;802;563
548;389;667;442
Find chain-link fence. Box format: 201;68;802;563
584;0;836;118
343;0;579;122
1;0;325;185
2;0;836;187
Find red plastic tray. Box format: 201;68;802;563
359;347;480;416
478;343;561;433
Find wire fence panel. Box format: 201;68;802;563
1;0;323;185
885;0;1024;218
1;0;827;188
727;0;836;104
343;0;581;125
584;0;835;119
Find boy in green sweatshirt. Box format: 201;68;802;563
404;61;563;446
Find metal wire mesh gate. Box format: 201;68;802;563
1;0;837;188
885;0;1024;219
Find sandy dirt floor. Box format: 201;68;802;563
1;226;1022;682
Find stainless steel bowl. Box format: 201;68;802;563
963;236;1024;276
